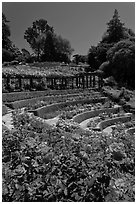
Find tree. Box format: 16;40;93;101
41;30;56;62
101;9;125;43
87;46;98;70
24;19;54;61
21;48;33;63
2;48;14;62
2;13;12;50
54;35;74;63
107;39;135;88
72;54;87;65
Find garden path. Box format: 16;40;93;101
44;116;60;126
2;113;14;130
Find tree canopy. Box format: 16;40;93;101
107;39;135;88
24;19;74;62
101;9;125;43
2;13;12;50
24;19;54;61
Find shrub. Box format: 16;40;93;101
2;48;14;62
2;104;8;115
2;110;135;202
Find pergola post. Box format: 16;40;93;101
53;78;55;88
30;77;33;90
86;74;88;88
89;75;92;87
76;76;78;88
51;78;53;88
82;75;85;89
18;76;22;90
6;76;11;91
71;77;74;89
61;78;64;89
98;76;103;89
65;78;67;89
93;75;95;87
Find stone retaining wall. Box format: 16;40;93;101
6;93;83;109
32;97;107;119
3;88;95;102
125;127;135;135
73;105;121;123
97;113;132;131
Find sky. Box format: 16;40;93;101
2;2;135;55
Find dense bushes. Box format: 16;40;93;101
2;48;15;62
2;110;135;201
2;104;8;115
88;10;135;89
107;40;135;88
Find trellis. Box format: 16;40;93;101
2;72;103;92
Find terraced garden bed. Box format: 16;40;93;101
32;97;107;119
5;91;102;110
73;105;121;123
3;88;96;103
86;112;132;131
2;81;135;202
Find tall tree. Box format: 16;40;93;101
2;13;12;50
24;19;53;61
54;35;74;62
42;30;56;62
107;39;135;88
87;46;98;70
101;9;125;43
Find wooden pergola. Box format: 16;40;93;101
46;72;103;90
2;72;103;92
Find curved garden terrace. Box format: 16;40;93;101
2;75;135;202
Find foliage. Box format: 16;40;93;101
107;39;135;88
24;19;73;63
87;46;98;70
24;19;54;61
88;9;135;80
41;33;73;63
21;49;34;63
88;43;114;70
3;110;135;201
101;9;125;44
2;88;95;103
2;63;85;79
53;35;74;63
2;104;8;116
2;48;14;62
2;13;12;50
73;54;87;65
41;30;55;62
